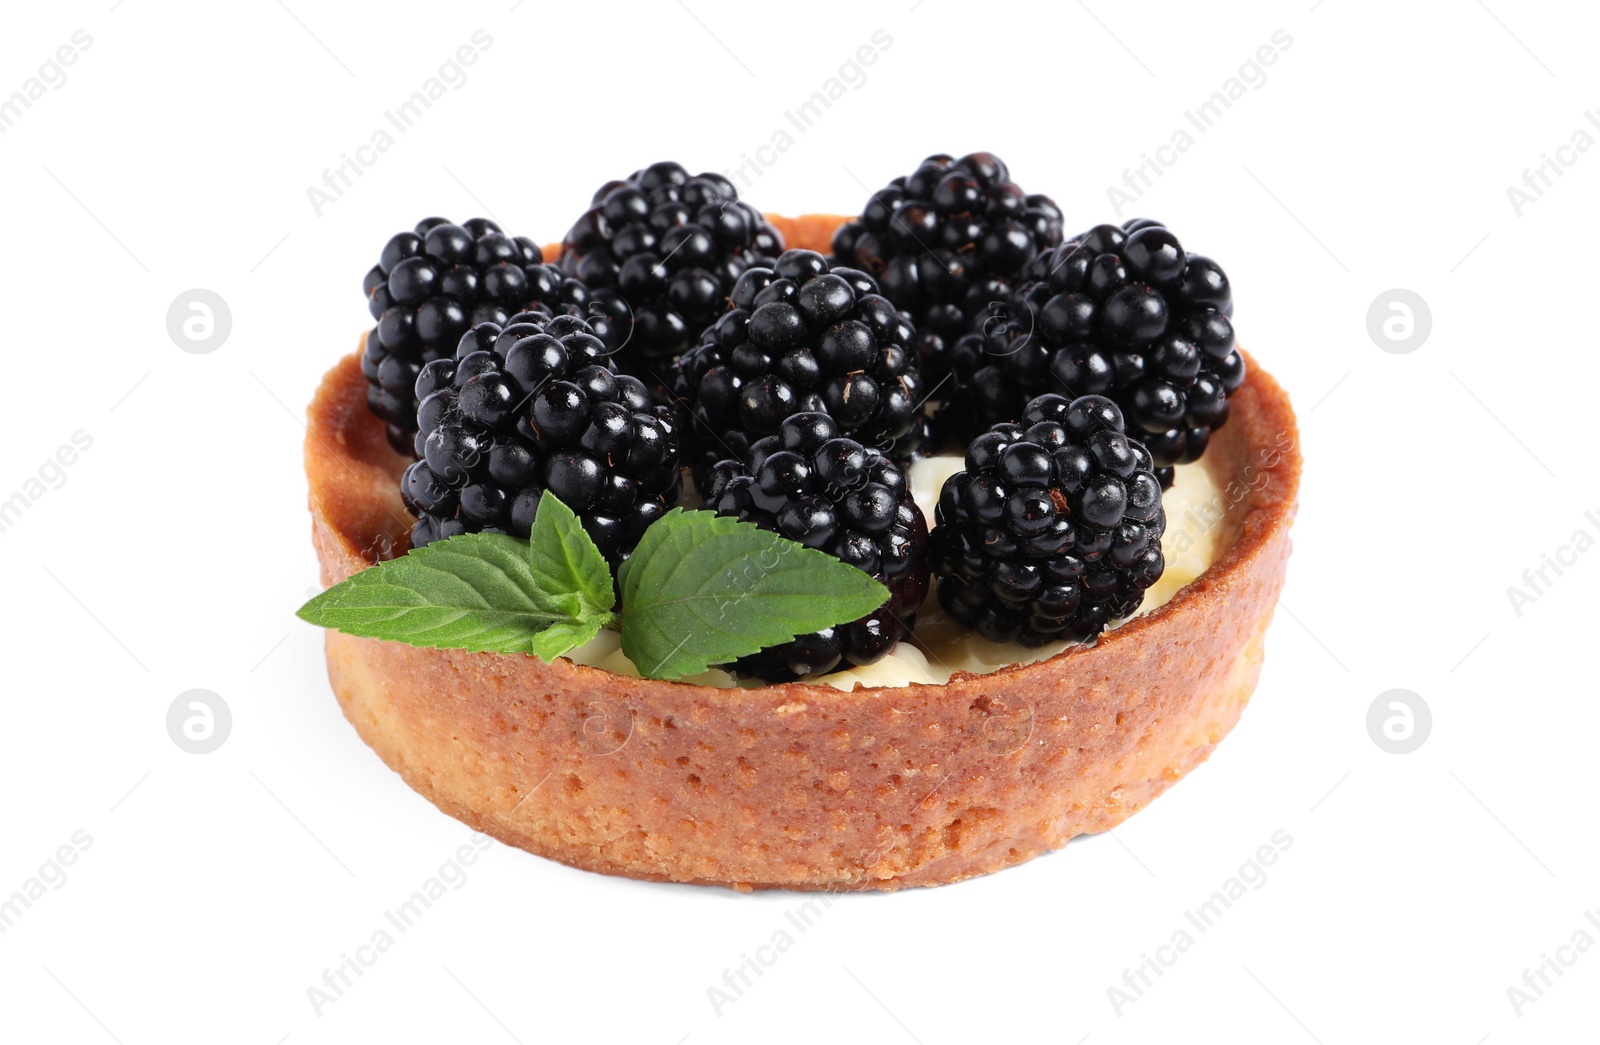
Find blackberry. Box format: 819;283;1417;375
702;413;930;681
402;311;681;565
559;162;783;371
941;218;1246;486
669;249;931;486
930;393;1166;646
362;216;628;455
829;152;1064;386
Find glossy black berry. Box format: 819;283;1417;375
361;216;630;455
559;163;784;373
829;152;1064;389
704;418;930;681
670;250;931;486
930;393;1166;646
940;218;1245;486
402;312;682;565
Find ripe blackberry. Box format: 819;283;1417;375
361;216;627;455
402;311;681;565
930;393;1166;646
559;162;783;371
669;249;931;486
702;413;930;682
942;218;1246;486
829;152;1064;386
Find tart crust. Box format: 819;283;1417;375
306;215;1301;891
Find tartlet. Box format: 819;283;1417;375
306;214;1301;891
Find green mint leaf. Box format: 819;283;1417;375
525;618;608;662
296;494;615;659
617;509;890;680
524;490;616;617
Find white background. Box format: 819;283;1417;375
2;0;1597;1041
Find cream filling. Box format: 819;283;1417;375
562;455;1224;690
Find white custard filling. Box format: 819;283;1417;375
562;455;1225;690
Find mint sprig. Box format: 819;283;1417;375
297;494;889;681
298;493;614;659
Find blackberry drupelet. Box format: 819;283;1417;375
670;249;931;486
559;161;783;371
402;311;682;565
829;152;1064;387
361;216;625;455
930;393;1166;646
702;412;930;682
942;218;1245;486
